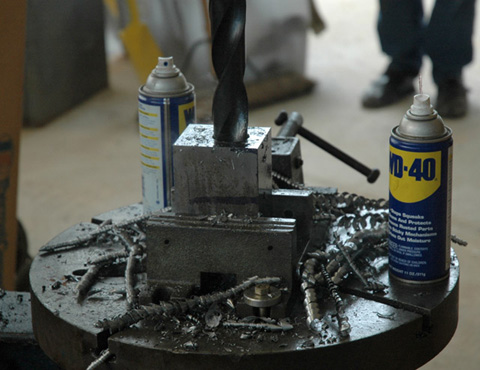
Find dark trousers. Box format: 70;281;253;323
378;0;476;84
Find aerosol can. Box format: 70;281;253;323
389;94;452;283
138;57;195;213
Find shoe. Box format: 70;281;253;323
362;71;415;108
436;78;468;118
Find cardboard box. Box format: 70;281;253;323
0;1;27;289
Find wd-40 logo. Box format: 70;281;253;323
178;101;195;133
389;145;441;203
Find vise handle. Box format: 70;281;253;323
275;111;380;184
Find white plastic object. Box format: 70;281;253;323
410;94;434;116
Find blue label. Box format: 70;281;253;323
388;136;452;282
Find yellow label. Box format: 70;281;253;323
178;100;195;133
138;108;158;117
389;145;441;203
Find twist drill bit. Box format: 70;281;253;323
209;0;248;145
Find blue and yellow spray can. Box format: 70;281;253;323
389;94;452;283
138;57;195;213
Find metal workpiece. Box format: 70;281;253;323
209;0;248;145
145;211;296;302
172;124;272;216
28;209;460;369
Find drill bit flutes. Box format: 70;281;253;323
209;0;248;145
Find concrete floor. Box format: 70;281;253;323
18;0;479;368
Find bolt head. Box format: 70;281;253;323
254;283;270;296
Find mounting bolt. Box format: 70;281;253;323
243;283;281;317
294;156;304;169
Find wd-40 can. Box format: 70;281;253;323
389;94;452;283
138;57;195;213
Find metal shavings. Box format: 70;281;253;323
125;243;144;309
336;242;369;288
272;171;305;190
63;274;79;283
298;339;315;349
86;349;114;370
300;258;323;333
225;298;235;310
320;264;350;338
39;208;170;254
186;314;201;325
223;320;293;332
116;227;136;251
205;331;218;340
76;264;103;299
330;225;388;291
375;311;395;320
96;276;281;334
240;316;276;324
451;234;468;246
183;341;198;350
89;250;129;265
205;304;222;328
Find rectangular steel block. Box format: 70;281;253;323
172;124;272;216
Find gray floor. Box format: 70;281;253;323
18;0;479;368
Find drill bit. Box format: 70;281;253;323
209;0;248;145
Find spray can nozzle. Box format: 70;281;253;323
153;57;180;78
410;94;435;117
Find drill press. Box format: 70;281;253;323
28;1;460;369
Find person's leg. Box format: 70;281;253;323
426;0;476;83
362;0;424;108
378;0;424;75
426;0;476;117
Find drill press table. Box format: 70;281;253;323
29;204;458;370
